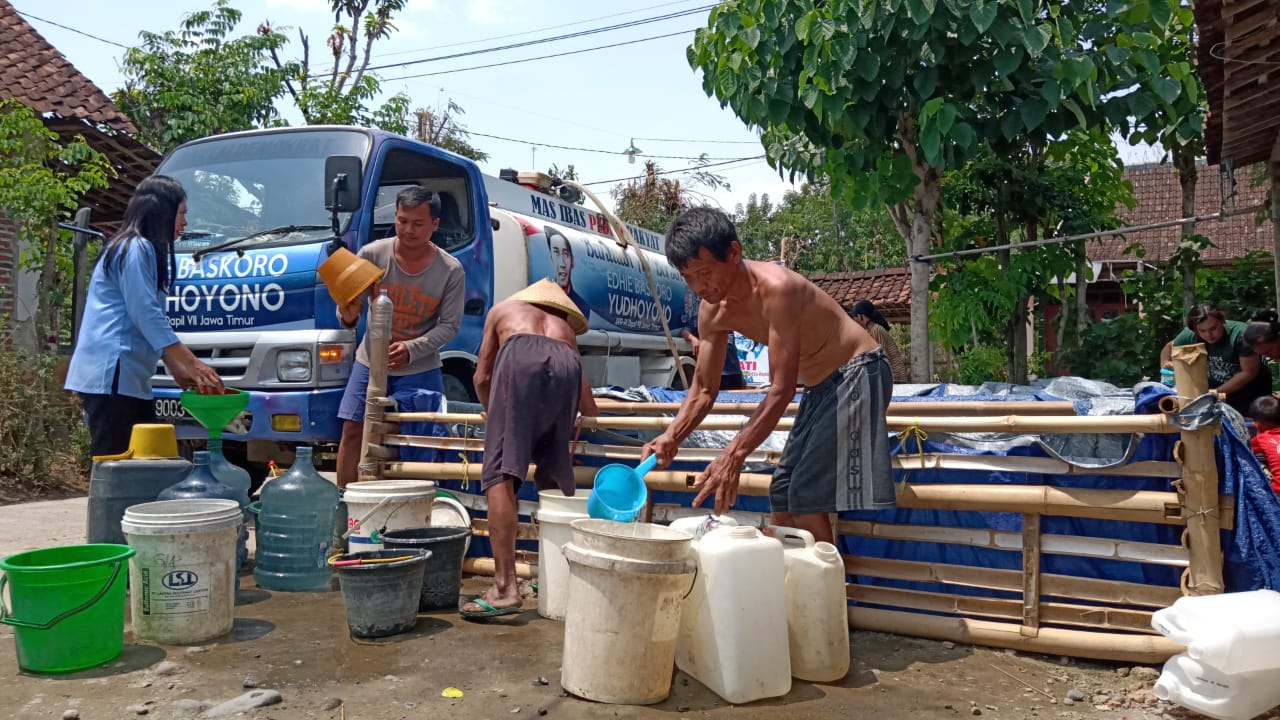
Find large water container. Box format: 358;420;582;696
1152;652;1280;720
676;525;791;704
87;458;190;546
253;447;341;591
777;526;850;682
1151;590;1280;675
206;438;252;570
158;451;249;571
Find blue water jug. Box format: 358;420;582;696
158;451;249;571
207;438;253;570
253;447;340;592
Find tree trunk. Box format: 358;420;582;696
1075;252;1089;347
1174;149;1198;308
893;117;940;384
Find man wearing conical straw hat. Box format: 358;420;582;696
461;279;599;620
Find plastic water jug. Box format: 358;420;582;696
158;451;249;571
667;514;737;540
254;447;341;591
1152;653;1280;720
675;525;791;704
206;438;253;570
1151;590;1280;675
776;526;850;682
87;457;190;545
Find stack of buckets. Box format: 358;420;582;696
1150;589;1280;720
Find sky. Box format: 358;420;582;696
12;0;1166;222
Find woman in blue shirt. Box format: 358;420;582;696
65;175;223;456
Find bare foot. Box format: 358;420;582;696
460;584;522;615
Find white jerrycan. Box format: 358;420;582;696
774;526;850;682
675;525;791;704
1152;652;1280;720
1151;590;1280;675
667;514;738;539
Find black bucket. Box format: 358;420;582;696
380;527;472;611
329;550;429;638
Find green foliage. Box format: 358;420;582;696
414;101;488;162
0;350;90;493
612;161;728;232
114;0;291;153
1063;313;1153;387
733;181;904;273
0;101;111;347
952;345;1008;385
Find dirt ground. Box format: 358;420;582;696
0;497;1255;720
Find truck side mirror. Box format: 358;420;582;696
325;156;363;213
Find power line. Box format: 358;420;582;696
14;9;129;49
372;0;705;59
384;29;695;82
583;156;766;186
364;6;712;73
634;136;762;145
466;130;751;161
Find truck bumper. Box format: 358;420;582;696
153;387;344;444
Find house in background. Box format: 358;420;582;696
0;0;158;350
1041;162;1273;351
807;266;911;324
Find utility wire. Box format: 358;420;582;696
384;28;695;81
365;6;712;72
372;0;705;59
466;130;751;161
583;156;766;186
14;9;129;49
634;136;762;145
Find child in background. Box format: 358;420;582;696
1247;395;1280;495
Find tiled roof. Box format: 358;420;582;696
0;1;135;132
806;266;911;322
1089;163;1272;266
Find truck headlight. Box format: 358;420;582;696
276;350;312;382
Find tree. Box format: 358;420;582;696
268;0;411;135
688;0;1149;381
612;161;728;232
414;100;488;162
0;101;111;353
113;0;291;153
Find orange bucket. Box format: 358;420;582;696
318;247;385;306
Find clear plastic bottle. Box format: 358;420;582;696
158;451;248;570
253;446;341;591
369;288;393;340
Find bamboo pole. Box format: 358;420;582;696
386;411;1178;434
593;399;1079;417
1022;513;1041;637
357;300;392;484
836;519;1190;567
844;554;1182;607
898;483;1234;529
847;607;1182;664
846;585;1158;634
470;518;540;542
1171;344;1225;596
463;557;535;580
382;462;773;496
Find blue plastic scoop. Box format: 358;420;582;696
588;454;657;521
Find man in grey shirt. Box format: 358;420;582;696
336;187;465;487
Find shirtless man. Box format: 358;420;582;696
642;208;893;544
460;279;599;619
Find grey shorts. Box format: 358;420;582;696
770;348;894;514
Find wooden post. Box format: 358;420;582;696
358;294;392;483
1021;513;1041;637
1271;133;1279;313
1170;344;1224;596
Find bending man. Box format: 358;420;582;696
462;279;598;619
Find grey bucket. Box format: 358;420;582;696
329;550;429;638
380;526;472;611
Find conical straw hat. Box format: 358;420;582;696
510;279;589;335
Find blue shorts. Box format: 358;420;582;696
337;362;444;422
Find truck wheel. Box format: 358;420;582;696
442;360;477;403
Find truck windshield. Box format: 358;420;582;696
158;129;372;253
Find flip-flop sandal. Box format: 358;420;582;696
460;597;522;620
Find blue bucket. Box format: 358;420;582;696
588;455;655;521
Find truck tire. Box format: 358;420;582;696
442;359;477;403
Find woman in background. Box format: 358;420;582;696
850;300;908;384
1161;304;1269;416
65;175;223;457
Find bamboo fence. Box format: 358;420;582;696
357;343;1225;664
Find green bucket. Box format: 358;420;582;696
0;544;136;673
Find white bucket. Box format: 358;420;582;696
121;499;242;645
561;518;694;705
343;480;436;551
535;489;591;621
